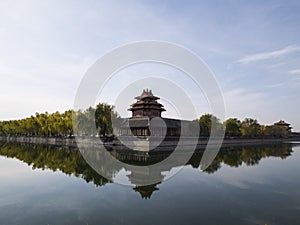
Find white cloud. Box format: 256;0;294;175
289;69;300;75
236;45;300;64
265;82;285;88
291;77;300;88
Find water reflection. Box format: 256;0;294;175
0;142;110;187
190;144;293;174
0;142;295;199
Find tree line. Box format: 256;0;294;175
0;103;116;137
196;114;290;138
0;103;290;138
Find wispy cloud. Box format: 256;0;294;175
266;82;285;88
289;69;300;75
236;45;300;64
223;88;267;120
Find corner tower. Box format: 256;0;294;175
129;89;166;117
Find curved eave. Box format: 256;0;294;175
135;96;159;100
128;107;166;112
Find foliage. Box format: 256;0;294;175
0;103;117;137
241;118;261;137
0;104;291;138
197;114;224;136
224;118;242;137
261;125;289;138
95;103;115;136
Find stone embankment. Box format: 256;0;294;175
1;135;299;150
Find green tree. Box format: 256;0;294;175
224;118;242;137
95;103;115;136
198;114;223;136
241;118;261;137
262;125;288;138
73;110;89;136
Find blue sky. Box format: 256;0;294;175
0;0;300;131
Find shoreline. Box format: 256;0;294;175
1;135;300;150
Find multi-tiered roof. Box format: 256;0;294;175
129;89;165;117
274;120;292;132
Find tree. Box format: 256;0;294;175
62;110;74;136
262;125;288;138
73;110;89;136
224;118;242;137
0;105;293;139
198;114;223;136
241;118;261;137
95;103;115;136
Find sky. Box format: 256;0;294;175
0;0;300;131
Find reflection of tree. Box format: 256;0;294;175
198;144;293;173
240;147;261;166
0;142;294;198
203;158;222;174
223;150;243;167
0;142;109;186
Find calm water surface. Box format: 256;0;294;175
0;142;300;225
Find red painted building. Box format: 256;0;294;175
128;89;165;117
116;89;182;137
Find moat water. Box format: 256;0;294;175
0;141;300;225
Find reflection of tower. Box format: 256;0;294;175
133;183;160;199
127;167;165;187
127;168;164;199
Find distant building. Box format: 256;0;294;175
274;120;292;133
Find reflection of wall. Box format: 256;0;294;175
0;142;295;199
